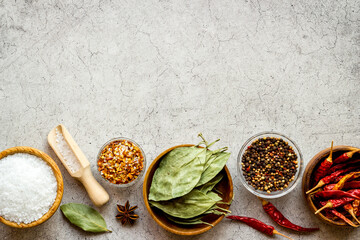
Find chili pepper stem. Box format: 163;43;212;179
315;202;333;214
273;230;294;240
352;214;360;225
257;196;268;206
329;141;333;160
331;209;359;227
348;209;360;225
349;149;360;158
309;188;323;197
306;180;325;194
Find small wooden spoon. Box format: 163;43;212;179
48;124;109;207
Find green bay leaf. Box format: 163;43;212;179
149;189;220;219
196;151;230;187
149;146;206;201
197;173;224;194
60;203;111;233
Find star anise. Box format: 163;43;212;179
116;200;139;225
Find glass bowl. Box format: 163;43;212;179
96;137;146;188
237;132;303;199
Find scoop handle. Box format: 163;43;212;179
78;166;109;207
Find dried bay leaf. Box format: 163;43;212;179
197;173;224;194
149;146;206;201
196;151;230;187
150;189;222;219
60;203;111;233
165;214;214;227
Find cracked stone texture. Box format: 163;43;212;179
0;0;359;239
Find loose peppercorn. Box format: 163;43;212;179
241;137;298;193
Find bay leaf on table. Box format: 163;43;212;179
60;203;111;233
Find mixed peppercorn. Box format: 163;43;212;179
241;137;298;193
97;139;144;184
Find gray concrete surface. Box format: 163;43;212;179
0;0;359;239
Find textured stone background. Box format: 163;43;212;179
0;0;359;239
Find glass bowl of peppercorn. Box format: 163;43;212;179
96;137;146;188
238;132;303;199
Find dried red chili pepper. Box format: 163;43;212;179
334;149;360;164
323;184;335;191
344;203;360;224
313;142;334;183
343;181;360;190
322;209;338;220
329;209;358;227
227;215;293;239
334;174;356;183
328;159;360;174
353;200;360;215
306;169;348;194
347;189;360;197
324;181;360;191
315;197;355;214
314;190;360;200
259;198;319;232
333;172;360;190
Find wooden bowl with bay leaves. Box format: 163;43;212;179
0;146;64;228
143;144;233;236
302;145;360;226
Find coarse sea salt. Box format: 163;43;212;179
0;153;57;224
55;129;81;173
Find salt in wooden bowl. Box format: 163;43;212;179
143;144;233;235
302;145;359;226
0;146;64;228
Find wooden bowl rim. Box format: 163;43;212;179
302;145;358;226
0;146;64;228
143;144;233;236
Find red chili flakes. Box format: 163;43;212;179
98;140;144;184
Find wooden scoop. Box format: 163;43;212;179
48;124;109;207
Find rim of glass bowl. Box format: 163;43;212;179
237;131;303;199
96;137;146;188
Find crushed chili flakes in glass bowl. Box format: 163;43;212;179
97;138;146;188
237;132;303;199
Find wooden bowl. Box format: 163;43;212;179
302;145;359;226
0;146;64;228
143;144;233;236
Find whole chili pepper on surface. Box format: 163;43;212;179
315;197;355;214
259;198;319;232
306;169;348;194
314;190;360;200
226;215;293;240
344;204;360;224
334;149;360;164
329;209;358;227
314;142;334;183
